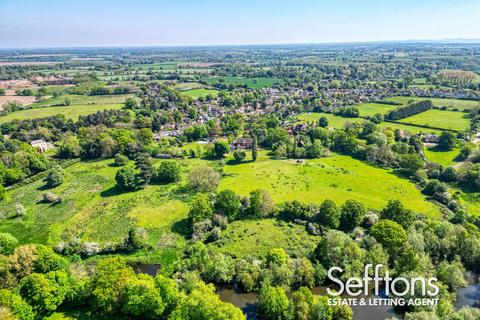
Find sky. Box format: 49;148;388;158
1;0;480;48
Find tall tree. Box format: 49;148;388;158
252;135;258;162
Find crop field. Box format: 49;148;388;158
218;154;440;216
424;146;460;167
296;112;364;128
204;76;281;88
180;88;219;98
355;102;398;116
397;109;471;131
386;96;480;110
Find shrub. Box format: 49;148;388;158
115;167;138;190
233;150;246;162
44;166;64;188
0;233;18;255
317;199;340;229
114;154;129;167
188;166;220;192
249;189;276;217
154;161;181;183
41;192;62;204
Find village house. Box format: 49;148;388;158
423;133;439;143
231;138;253;150
30;139;54;153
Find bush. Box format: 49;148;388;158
154;161;181;183
188;166;220;192
233;150;246;162
0;233;18;255
44;166;64;188
41;192;62;204
114;154;129;166
249;189;276;217
115;167;138;190
317;199;340;229
214;189;242;221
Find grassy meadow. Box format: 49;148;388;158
296;112;364;128
424;146;460;167
204;76;281;88
397;109;470;131
355;102;398;117
209;219;319;258
180;88;219;98
0;94;131;123
386;96;480;110
219;153;440;216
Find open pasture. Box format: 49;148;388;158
397;109;470;131
181;88;219;98
204;76;281;88
355;102;398;117
218;154;440;216
296;112;364;128
386;96;480;110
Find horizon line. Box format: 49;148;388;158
2;38;480;51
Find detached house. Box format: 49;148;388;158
30;139;54;153
231;138;253;150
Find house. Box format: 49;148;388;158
293;123;308;132
231;138;253;150
423;134;439;143
30;139;54;153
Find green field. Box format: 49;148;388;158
218;154;440;216
209;219;318;258
0;158;195;271
378;122;442;135
424;146;460;167
297;112;444;134
180;88;219;98
135;62;179;70
0;94;132;123
355;103;398;117
296;112;364;128
386;96;480;110
397;109;470;131
0;104;124;123
204;76;281;88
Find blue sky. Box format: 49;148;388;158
1;0;479;48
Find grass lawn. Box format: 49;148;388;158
397;109;470;131
204;76;281;88
386;96;480;110
218;154;439;216
355;103;398;117
424;146;460;167
180;88;219;99
296;112;364;128
209;219;319;258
